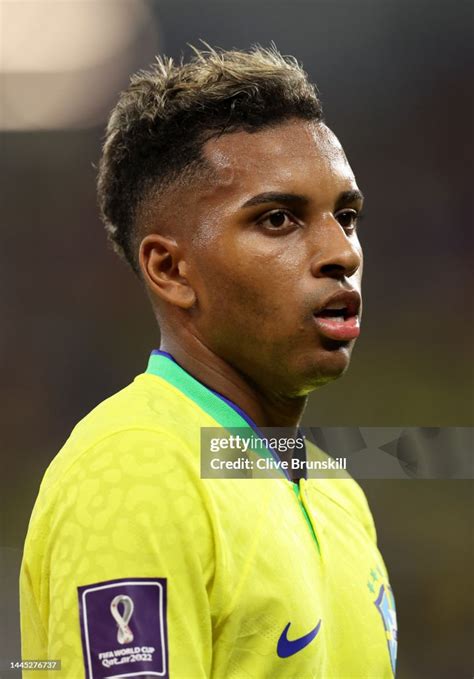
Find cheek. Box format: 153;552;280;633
196;251;295;328
215;266;281;317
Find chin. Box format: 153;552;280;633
297;343;354;394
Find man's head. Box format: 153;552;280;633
98;45;323;273
98;46;364;397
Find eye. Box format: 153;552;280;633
258;209;299;230
334;209;362;233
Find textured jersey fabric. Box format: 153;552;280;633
20;350;397;678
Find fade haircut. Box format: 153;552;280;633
97;45;323;274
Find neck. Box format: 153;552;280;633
160;333;307;435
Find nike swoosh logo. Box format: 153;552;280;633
277;619;322;658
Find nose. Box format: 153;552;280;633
310;218;362;280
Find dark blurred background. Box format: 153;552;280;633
1;1;473;677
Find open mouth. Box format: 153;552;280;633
313;291;361;341
316;306;352;323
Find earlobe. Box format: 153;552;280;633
139;234;196;309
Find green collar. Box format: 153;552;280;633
146;350;290;481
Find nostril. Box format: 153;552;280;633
319;263;346;278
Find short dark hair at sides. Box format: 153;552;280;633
97;44;323;274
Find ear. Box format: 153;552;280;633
139;234;196;309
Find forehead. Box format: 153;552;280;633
198;119;356;205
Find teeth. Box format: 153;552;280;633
325;304;346;311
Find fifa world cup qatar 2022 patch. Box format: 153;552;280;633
78;577;168;679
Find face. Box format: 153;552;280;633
164;119;363;397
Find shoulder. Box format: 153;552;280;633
68;371;203;451
25;375;216;577
34;372;210;515
21;378;216;639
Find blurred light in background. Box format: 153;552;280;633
1;0;160;130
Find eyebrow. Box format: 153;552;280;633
240;189;364;210
335;190;365;209
241;192;309;209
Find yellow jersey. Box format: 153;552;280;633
20;350;397;678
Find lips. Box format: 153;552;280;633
313;289;361;341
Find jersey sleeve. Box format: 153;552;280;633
20;428;215;679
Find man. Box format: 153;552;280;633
20;46;397;678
